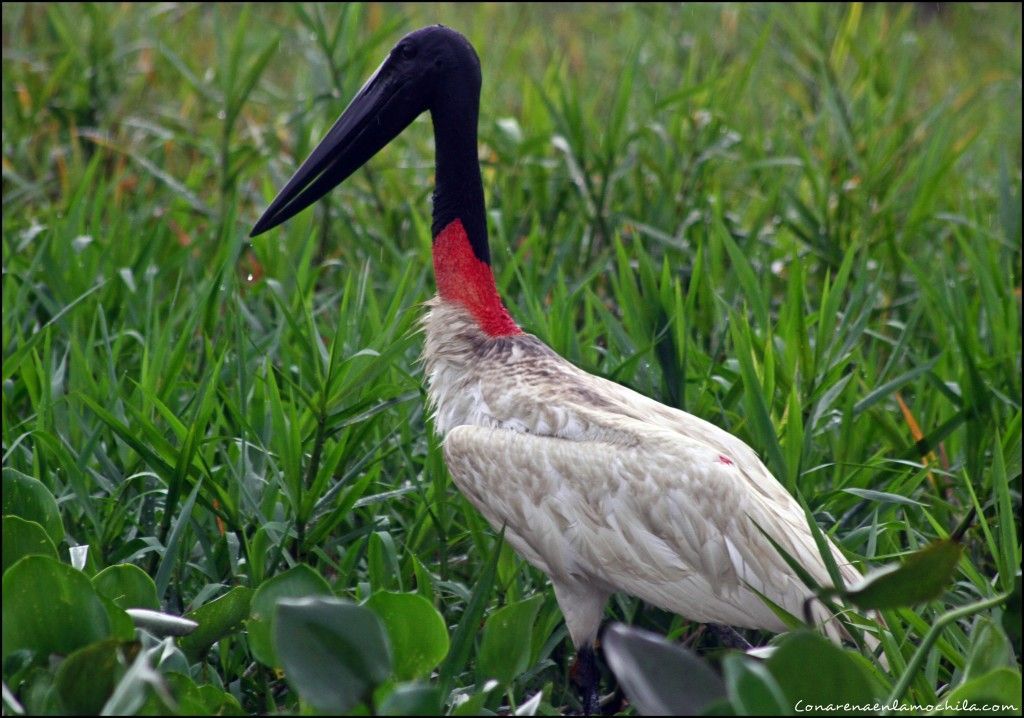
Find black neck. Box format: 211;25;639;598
430;90;490;264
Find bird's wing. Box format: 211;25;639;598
443;423;856;635
568;368;809;511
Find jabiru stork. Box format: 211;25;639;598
251;25;866;713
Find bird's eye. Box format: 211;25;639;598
399;43;417;60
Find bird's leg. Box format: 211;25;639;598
707;623;753;650
570;644;600;716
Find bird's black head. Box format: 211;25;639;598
250;25;484;239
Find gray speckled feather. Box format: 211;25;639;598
422;297;862;647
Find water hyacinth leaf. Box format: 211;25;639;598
178;586;253;658
722;653;789;715
2;1;1021;715
837;539;962;610
939;668;1021;716
100;596;137;641
248;564;333;667
477;594;544;688
602;622;726;716
365;591;449;681
162;672;212;715
2;516;58;573
273;597;392;714
92;564;160;609
962;618;1016;683
149;641;191;679
376;682;442;716
368;530;403;592
410;552;435;604
2;469;64;545
2;555;110;660
53;639;133;715
196;683;244;715
20;665;62;714
765;631;880;711
100;644;175;716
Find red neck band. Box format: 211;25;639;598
432;219;521;337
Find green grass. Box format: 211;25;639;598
2;2;1021;715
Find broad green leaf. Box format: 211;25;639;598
150;637;190;675
21;664;62;714
248;565;333;667
477;595;543;688
2;555;110;660
410;553;435;605
603;622;726;716
376;682;442;716
163;672;212;715
765;631;880;712
839;539;961;610
365;591;449;681
100;596;136;642
2;469;64;545
2;516;57;573
940;668;1021;716
722;653;789;715
54;639;134;715
367;530;402;592
100;646;174;715
197;684;244;715
92;564;159;610
178;586;253;658
274;597;392;714
962;618;1015;683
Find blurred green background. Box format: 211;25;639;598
2;3;1021;715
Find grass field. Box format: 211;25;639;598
2;3;1021;715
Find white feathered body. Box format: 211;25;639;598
422;298;860;647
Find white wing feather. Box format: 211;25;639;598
444;423;855;643
422;300;863;646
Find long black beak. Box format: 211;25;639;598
250;60;426;237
